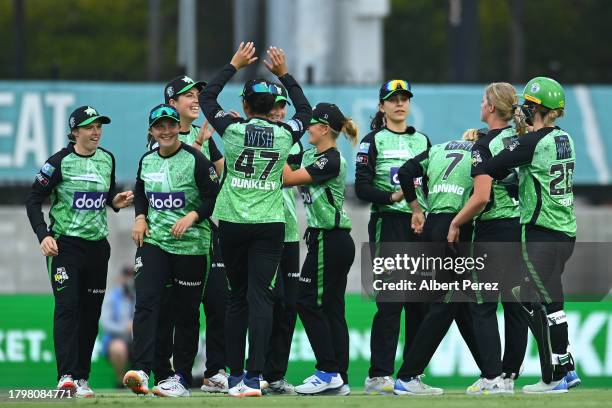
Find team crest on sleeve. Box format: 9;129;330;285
358;142;370;153
314;157;328;170
41;162;55;177
215;110;230;118
506;139;519;151
471;150;482;166
209;166;219;182
54;267;69;284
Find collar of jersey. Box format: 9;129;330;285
68;142;96;158
486;126;512;138
156;141;184;159
382;125;416;135
314;146;337;156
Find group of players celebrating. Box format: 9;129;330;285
26;41;579;398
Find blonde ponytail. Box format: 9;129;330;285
462;128;480;141
543;108;564;127
342;118;359;146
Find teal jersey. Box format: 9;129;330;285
213;118;296;224
135;142;219;254
283;142;304;242
299;147;351;230
485;127;576;237
26;143;119;242
355;127;430;213
399;141;474;214
471;127;520;221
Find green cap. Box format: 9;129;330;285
521;77;565;109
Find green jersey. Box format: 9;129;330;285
485;127;576;237
299;147;351;230
26;143;119;242
471;127;520;221
284;142;304;242
399;141;474;214
355;126;430;213
135;142;219;254
200;64;311;225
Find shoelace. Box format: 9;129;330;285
414;374;431;388
77;380;90;390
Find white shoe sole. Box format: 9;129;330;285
523;388;568;394
393;389;443;396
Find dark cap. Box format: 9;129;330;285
164;75;207;103
379;79;413;101
310;103;346;132
148;104;180;126
273;82;291;106
68;106;111;130
240;79;283;99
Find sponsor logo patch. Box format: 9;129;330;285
36;173;49;186
147;192;186;210
471;150;483;166
358;142;370;153
356;154;368;165
72;192;108;210
314;157;328;170
41;162;55;177
389;167;400;185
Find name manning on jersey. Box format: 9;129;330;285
431;183;465;195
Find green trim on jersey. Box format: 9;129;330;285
479;128;520;221
317;231;324;306
49;148;114;240
423;141;474;214
372;128;429;213
300;148;351;230
518;128;576;236
214;118;294;224
140;147;211;255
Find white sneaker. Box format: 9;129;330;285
201;372;228;393
152;375;191;397
393;376;443;396
501;373;516;394
267;378;295;394
123;370;150;395
466;376;505;395
523;378;568;394
295;371;343;395
75;379;95;398
228;378;262;397
57;375;76;397
364;376;395;395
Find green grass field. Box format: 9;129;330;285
1;389;610;408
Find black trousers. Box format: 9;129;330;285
219;221;284;377
202;228;228;378
49;235;110;381
297;228;355;384
263;241;300;382
470;218;528;379
152;222;227;382
397;213;482;379
521;224;575;382
368;212;428;378
132;243;206;386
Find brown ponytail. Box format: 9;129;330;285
370;110;385;130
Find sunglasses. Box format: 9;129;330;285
383;79;411;92
150;107;179;121
250;83;283;95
